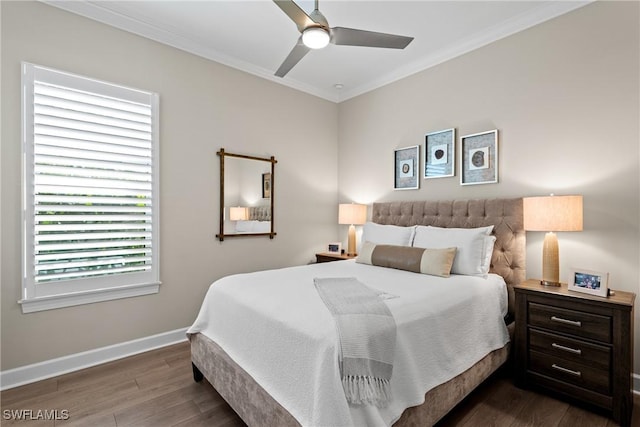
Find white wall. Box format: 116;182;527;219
0;1;339;370
337;1;640;371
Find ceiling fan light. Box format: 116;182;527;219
302;27;330;49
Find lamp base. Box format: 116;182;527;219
540;280;562;287
346;224;357;256
542;231;560;284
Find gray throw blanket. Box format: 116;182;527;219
313;277;397;407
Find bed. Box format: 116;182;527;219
231;206;272;233
188;198;525;426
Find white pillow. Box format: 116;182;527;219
362;222;416;246
482;235;497;275
412;225;494;276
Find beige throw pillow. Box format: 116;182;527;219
357;242;456;278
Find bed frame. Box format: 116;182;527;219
191;198;525;426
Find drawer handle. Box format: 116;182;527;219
551;363;582;377
550;316;582;327
551;342;582;355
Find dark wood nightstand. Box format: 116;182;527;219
514;279;635;426
315;252;357;263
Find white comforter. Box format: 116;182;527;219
187;260;509;427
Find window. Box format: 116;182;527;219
21;63;160;313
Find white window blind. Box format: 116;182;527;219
21;63;160;313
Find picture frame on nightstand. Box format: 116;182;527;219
326;242;342;254
568;268;609;297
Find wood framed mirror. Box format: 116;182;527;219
216;149;276;241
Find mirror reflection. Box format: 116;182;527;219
216;149;276;241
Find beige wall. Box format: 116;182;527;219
2;0;639;377
0;2;338;370
338;1;640;371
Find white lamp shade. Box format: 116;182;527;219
229;206;248;221
302;27;330;49
523;195;583;232
338;204;367;225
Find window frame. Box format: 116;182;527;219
20;62;160;313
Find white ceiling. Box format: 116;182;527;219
46;0;590;103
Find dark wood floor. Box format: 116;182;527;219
1;341;638;426
435;367;640;427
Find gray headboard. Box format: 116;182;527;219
372;198;525;316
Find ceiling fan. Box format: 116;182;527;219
273;0;414;77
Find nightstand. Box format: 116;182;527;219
514;279;635;426
315;252;357;263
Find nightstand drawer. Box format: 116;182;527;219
529;302;611;343
530;350;610;395
530;329;610;370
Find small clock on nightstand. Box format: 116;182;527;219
315;252;357;263
514;279;635;426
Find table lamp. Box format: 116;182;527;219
229;206;248;221
523;195;583;286
338;203;367;256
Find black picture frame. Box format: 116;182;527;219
262;173;271;198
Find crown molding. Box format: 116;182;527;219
336;1;593;102
42;0;339;102
43;1;591;104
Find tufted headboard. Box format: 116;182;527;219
372;198;525;316
248;206;271;221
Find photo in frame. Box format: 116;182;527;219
326;242;342;254
394;145;419;190
568;268;609;297
262;173;271;198
424;128;455;179
460;130;498;185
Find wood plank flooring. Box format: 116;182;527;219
1;342;244;427
1;342;638;426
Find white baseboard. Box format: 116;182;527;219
0;327;188;391
634;373;640;395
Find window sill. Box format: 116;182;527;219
18;282;160;313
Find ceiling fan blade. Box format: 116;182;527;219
331;27;413;49
273;0;314;33
275;38;311;77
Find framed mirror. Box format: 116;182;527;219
216;149;277;241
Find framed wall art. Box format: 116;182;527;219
394;145;419;190
424;128;455;179
568;268;609;297
262;173;271;198
460;129;498;185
